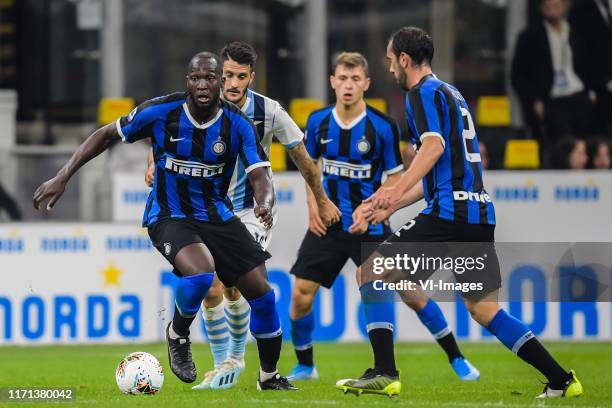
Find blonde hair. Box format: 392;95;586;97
333;52;369;76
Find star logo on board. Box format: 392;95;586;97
101;261;123;288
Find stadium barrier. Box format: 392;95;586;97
1;171;611;345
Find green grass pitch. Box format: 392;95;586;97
1;342;610;407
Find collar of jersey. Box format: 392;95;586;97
182;102;223;129
240;94;252;113
331;107;366;130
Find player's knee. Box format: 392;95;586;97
465;301;498;326
291;284;316;317
405;299;428;311
248;289;281;338
223;286;241;302
203;283;223;308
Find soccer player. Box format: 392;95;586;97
287;52;478;382
33;52;297;391
130;42;339;390
336;27;583;399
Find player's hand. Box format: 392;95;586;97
364;203;394;225
348;205;368;235
308;203;327;237
254;204;274;230
364;185;400;211
33;176;67;211
316;197;340;226
144;164;154;187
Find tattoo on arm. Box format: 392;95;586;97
287;142;326;202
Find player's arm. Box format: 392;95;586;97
272;103;340;226
238;115;275;229
366;88;445;211
33;123;120;210
248;167;275;229
145;147;154;187
367;136;442;210
286;141;340;226
304;166;328;237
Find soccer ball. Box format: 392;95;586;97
115;352;164;395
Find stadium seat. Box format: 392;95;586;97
98;98;136;126
289;99;324;128
504;139;540;169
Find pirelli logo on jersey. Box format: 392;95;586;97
322;158;371;179
165;157;224;178
453;190;492;203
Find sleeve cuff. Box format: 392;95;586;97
284;138;303;150
116;118;127;143
419;132;445;148
385;164;404;175
245;161;271;173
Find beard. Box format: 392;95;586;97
396;69;409;91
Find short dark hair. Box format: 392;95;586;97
388;26;434;66
220;41;257;70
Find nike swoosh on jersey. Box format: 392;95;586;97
169;137;185;142
320;138;334;144
253;120;263;125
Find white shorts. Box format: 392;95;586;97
235;206;278;251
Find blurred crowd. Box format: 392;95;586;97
511;0;612;168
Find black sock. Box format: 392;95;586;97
256;334;282;373
436;332;463;362
517;338;570;389
368;328;397;376
295;346;314;366
171;305;195;337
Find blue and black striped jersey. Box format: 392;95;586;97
406;74;495;225
116;92;270;226
305;105;404;235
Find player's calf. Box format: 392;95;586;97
248;288;297;390
168;271;214;383
289;279;319;380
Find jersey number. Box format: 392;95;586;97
460;107;481;163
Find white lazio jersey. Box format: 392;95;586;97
227;89;304;211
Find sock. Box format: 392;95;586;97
368;328;397;376
203;301;229;367
172;272;214;336
225;296;250;361
248;290;282;373
291;312;314;366
259;367;278;382
168;322;181;340
416;299;462;362
359;282;397;375
487;309;569;388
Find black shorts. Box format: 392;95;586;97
371;214;501;301
148;217;271;287
290;224;389;289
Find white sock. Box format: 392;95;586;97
203;301;229;367
225;295;250;361
168;324;181;340
259;368;278;382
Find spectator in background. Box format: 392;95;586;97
587;139;611;169
0;183;22;220
511;0;594;146
478;141;489;169
549;137;588;169
570;0;612;136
